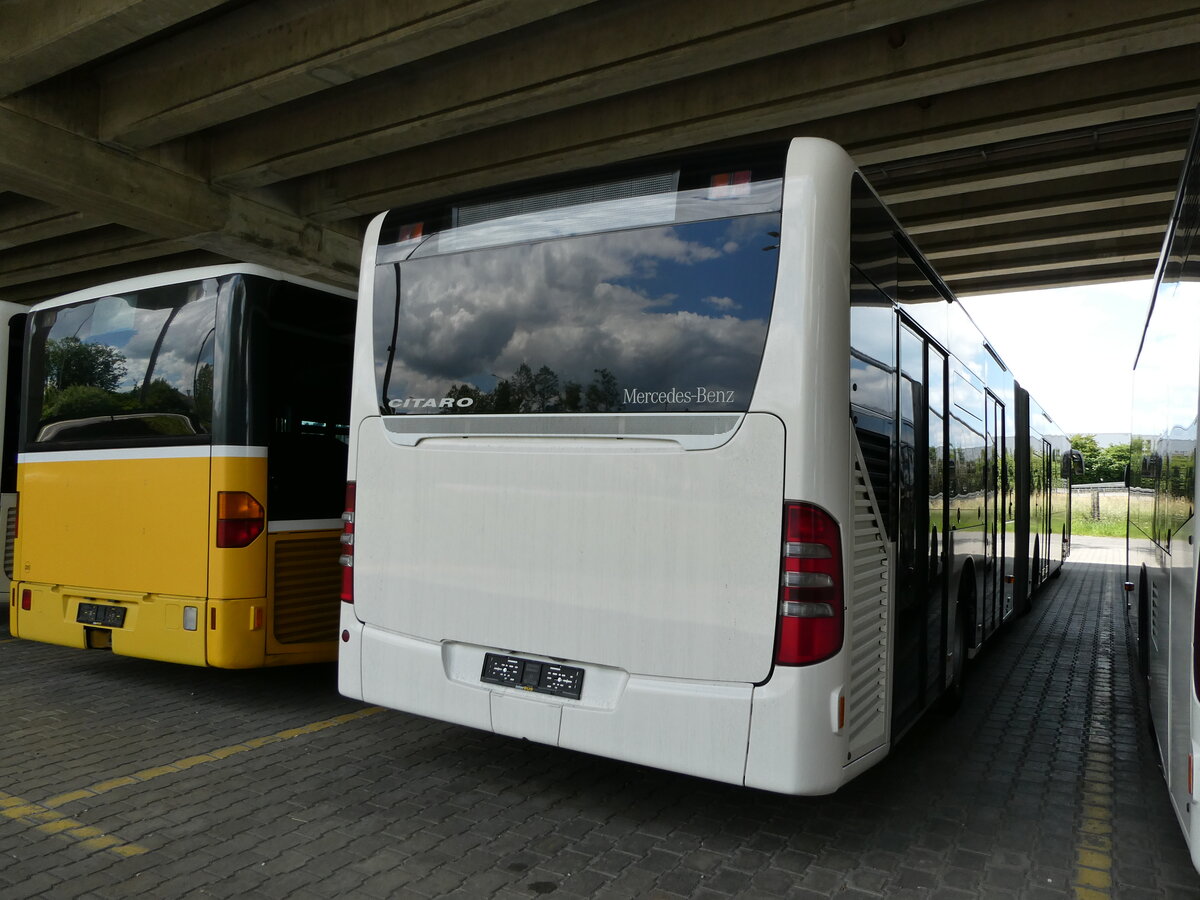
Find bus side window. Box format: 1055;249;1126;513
264;284;354;521
850;270;897;540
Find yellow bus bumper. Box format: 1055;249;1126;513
10;582;337;668
9;583;273;667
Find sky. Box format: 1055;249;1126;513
959;280;1153;438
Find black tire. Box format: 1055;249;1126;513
942;590;972;714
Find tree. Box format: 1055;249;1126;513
1070;434;1131;484
1099;442;1132;484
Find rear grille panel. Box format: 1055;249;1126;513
272;533;341;645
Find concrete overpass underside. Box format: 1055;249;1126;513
0;0;1197;303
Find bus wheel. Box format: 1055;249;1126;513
942;594;971;713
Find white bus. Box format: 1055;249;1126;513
1126;108;1200;871
339;138;1075;793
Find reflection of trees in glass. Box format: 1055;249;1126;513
1070;433;1137;484
445;364;622;413
39;336;213;436
194;363;214;427
44;385;124;420
46;337;128;393
43;337;131;421
141;378;192;416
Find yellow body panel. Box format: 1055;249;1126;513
17;455;209;596
10;451;335;668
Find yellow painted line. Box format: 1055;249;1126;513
43;705;384;809
0;789;147;858
1073;744;1114;897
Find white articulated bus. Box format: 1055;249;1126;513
1126;108;1200;871
339;138;1075;793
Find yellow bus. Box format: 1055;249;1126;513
9;266;354;667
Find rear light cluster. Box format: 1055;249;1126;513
708;170;752;199
776;502;844;666
216;491;264;548
339;482;355;603
1193;576;1200;704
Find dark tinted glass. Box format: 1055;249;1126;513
24;280;218;448
374;211;781;414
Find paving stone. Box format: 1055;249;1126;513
2;537;1199;898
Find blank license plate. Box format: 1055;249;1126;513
480;653;584;700
76;602;127;628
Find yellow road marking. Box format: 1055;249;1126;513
0;789;148;857
43;705;384;809
1073;745;1114;896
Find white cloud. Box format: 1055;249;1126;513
703;296;741;311
381;216;778;405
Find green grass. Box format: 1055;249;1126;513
1071;489;1127;538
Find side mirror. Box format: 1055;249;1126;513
1062;449;1084;479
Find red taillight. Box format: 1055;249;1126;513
339;482;355;603
216;491;264;548
776;502;844;666
708;170;752;199
1194;574;1200;703
21;589;31;611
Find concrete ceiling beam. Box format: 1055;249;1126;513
205;0;984;190
0;105;361;287
897;165;1183;232
919;213;1168;260
0;197;108;250
0;251;226;304
0;0;228;96
294;0;1200;220
874;147;1187;206
98;0;603;149
0;225;193;289
952;262;1155;296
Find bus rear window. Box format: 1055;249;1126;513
24;281;217;448
373;209;781;415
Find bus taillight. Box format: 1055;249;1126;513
215;491;264;548
1194;573;1200;703
339;482;355;603
776;502;844;666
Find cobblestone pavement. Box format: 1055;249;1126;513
2;537;1198;898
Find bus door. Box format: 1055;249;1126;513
1038;438;1053;584
984;393;1005;631
893;323;948;732
256;281;354;660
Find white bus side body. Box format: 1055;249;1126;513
1127;106;1200;874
